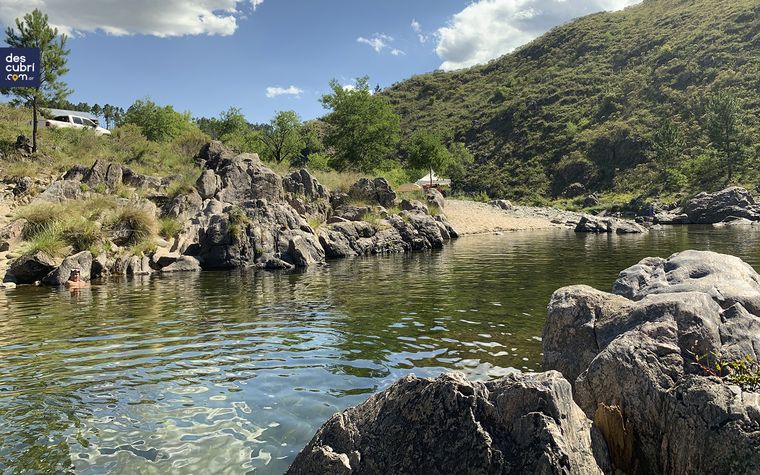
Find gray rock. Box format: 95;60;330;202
544;250;760;474
334;205;372;222
5;251;58;284
288;371;608;475
35;180;83;203
160;255;201;273
284;234;324;267
42;251;93;285
683;187;760;224
575;215;647;234
490;199;513;211
425;188;445;210
0;218;25;252
400;199;429;214
583;194;600;208
164;190;204;221
196;169;220;200
349;177;397;208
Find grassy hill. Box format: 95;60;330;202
384;0;760;202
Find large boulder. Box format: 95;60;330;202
544;250;760;474
349;178;397;208
4;251;58;284
0;218;25;252
35;180;83;203
42;251;93;285
683;187;760;224
288;372;609;475
425;188;445;211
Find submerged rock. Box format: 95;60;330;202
288;371;609;475
544;250;760;474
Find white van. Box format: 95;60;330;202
39;114;111;136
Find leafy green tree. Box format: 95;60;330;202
404;130;452;186
704;92;746;184
320;77;400;172
101;104;115;128
259;110;305;163
2;9;71;152
123;98;194;141
649;119;685;189
218;107;249;138
91;103;102;122
445;142;474;185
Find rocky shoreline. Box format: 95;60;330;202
0;141;458;286
289;250;760;474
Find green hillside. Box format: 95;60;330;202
384;0;760;201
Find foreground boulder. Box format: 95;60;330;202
288;372;608;475
545;250;760;474
42;251;92;285
683;187;760;224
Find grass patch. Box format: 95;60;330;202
20;226;69;257
227;205;249;240
14;197;159;257
159;217;183;239
112;205;158;246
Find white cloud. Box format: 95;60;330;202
435;0;643;71
391;48;406;56
411;18;428;43
265;85;303;98
0;0;262;37
357;33;393;53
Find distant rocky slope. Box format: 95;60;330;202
0;141;458;285
290;250;760;474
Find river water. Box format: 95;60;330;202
1;226;758;473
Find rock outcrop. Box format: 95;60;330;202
683;187;760;224
170;142;457;271
575;215;647;234
4;141;458;284
544;250;760;474
288;372;609;475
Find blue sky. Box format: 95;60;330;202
0;0;641;124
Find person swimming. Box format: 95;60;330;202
65;268;88;289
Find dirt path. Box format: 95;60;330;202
444;199;555;235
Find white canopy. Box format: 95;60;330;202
415;171;451;187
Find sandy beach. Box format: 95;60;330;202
444;199;556;235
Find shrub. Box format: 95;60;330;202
158;217;183;239
111;205;158;246
21;226;68;257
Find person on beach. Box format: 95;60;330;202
65;268;88;289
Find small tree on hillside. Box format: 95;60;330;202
650;119;685;189
704;92;746;184
2;9;71;152
405;130;452;187
259;110;305;163
123;98;194;141
320;77;400;172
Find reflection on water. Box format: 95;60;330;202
1;225;759;473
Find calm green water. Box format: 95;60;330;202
2;226;759;474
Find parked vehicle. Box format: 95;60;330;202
36;114;111;136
